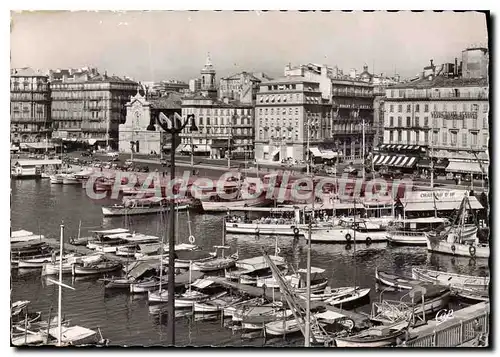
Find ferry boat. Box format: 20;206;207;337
304;217;386;244
225;208;335;236
386;217;449;245
101;197;190;217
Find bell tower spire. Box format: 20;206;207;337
200;53;217;98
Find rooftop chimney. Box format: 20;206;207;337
454;58;458;76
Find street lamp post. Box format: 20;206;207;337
228;115;235;170
362;118;366;182
306;119;311;175
156;113;197;346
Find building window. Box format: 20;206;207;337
398;130;402;142
424;117;428;127
389;131;394;143
443;118;447;128
424;104;429;112
472;104;479;112
463;118;467;129
415;104;420;112
406;130;410;143
389;104;394;113
463;103;468;112
483;134;489;148
453;119;457;128
473;118;478;129
462;133;467;147
398;116;402;127
443;103;447;111
259;108;262;115
483;103;489;113
406;117;411;127
451;132;457;146
442;132;447;146
406;104;411;113
398;105;402;113
432;131;438;145
471;133;477;146
206;118;210;126
415;117;420;127
452;104;457;112
416;131;420;143
483;117;488;129
424;131;429;144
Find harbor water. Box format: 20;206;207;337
11;179;490;347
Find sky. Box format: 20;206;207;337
10;11;489;82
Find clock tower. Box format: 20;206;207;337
200;53;217;98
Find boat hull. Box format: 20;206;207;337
102;204;189;217
72;263;121;276
426;240;489;258
411;267;489;290
335;330;405;347
201;197;270;212
306;229;387;244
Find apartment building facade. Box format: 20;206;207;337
50;68;137;149
10;68;51;149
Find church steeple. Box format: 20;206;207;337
200;53;217;98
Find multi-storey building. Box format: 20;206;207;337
254;64;375;164
152;80;189;95
10;68;51;149
461;46;488;79
219;71;272;104
50;68;137;149
179;56;255;160
381;67;489;176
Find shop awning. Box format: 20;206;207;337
320;149;339;159
378;144;426;152
309;147;322;157
373;154;418;168
404;197;483;212
446;161;484;175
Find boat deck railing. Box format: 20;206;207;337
404;306;489;347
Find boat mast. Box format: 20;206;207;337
77;220;82;241
159;208;167;298
58;223;64;346
304;180;314;347
353;199;357;292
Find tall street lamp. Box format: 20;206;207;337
156;112;197;346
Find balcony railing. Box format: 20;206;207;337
388;92;489;100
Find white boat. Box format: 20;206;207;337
71;261;122;276
411;267;489;290
102;197;190;217
304;218;387;244
223;297;262;317
426;238;489;258
386;217;448;245
11;230;44;243
62;174;80;185
18;253;74;269
375;269;423;290
297;286;358;302
41;254;104;276
174;290;213;308
50;174;64;184
264;316;303;336
257;267;328;293
326;287;371;306
193;294;243;313
201;195;271;212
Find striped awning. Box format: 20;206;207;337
309;147;322;157
378;144;424;151
373;154;418;168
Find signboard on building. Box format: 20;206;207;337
431;111;477;119
404;190;468;202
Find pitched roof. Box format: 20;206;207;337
11;67;47;77
150;92;183;109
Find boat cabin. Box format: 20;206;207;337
11;159;62;179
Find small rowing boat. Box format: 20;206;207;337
375;268;423;290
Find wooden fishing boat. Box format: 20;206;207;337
18;253;75;269
163;250;217;269
334;321;408;347
191;256;236;272
326;287;371;306
41;254;104;276
264;316;304;336
71;261;122;276
411;267;489;290
130;276;170;294
174;290;214;308
223;297;263;317
375;268;423;290
11;301;42;326
452;286;489;302
193;294;243;313
146;270;205;300
298;286;357;302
